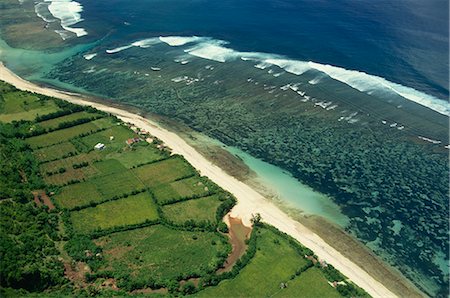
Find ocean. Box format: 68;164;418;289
0;0;449;296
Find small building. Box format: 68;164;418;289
126;138;141;146
94;143;105;150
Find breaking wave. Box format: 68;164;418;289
32;0;88;38
104;36;450;116
106;38;160;54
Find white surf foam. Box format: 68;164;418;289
45;0;87;37
184;39;273;63
83;53;97;60
184;39;449;115
418;136;442;144
131;38;160;48
308;76;322;85
102;35;450;115
106;38;160;54
159;36;204;46
35;2;56;23
264;59;310;75
106;45;133;54
308;62;450;116
184;40;238;63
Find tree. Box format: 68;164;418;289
182;281;196;295
250;213;262;226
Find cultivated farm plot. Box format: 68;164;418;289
33;141;78;162
0;91;60;122
37;111;102;130
80;125;136;152
132;157;195;188
162;195;223;225
70;192;159;234
272;267;341;298
91;159;128;175
53;182;102;209
89;170;145;199
153;176;213;204
108;144;167;169
53;158;144;209
43;166;99;186
94;225;229;283
39;151;101;174
26;119;109;149
197;228;309;297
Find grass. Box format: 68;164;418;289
197;227;309;297
161;195;223;225
26;118;111;149
43;166;99;186
153;176;214;204
79;125;136;152
53;182;103;209
39;151;101;174
272;267;342;298
88;166;145;199
94;225;228;283
0;91;60;122
108;144;166;169
38;111;102;130
132;157;195;188
33;142;78;162
70;192;159;234
53;168;145;209
91;159;128;175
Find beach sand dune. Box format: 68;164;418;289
0;62;399;297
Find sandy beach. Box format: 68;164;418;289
0;62;398;297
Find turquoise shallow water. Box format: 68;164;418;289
224;145;349;227
0;38;93;81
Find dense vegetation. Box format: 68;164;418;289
0;94;64;291
0;81;364;297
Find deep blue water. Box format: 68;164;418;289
79;0;449;100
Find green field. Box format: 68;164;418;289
53;182;103;209
33;141;78;162
273;267;342;298
0;91;60;122
95;225;229;283
108;144;166;168
88;169;145;199
162;195;222;225
38;111;102;130
153;176;214;204
132;157;195;188
39;151;101;174
197;227;310;297
79;125;136;152
70;192;159;234
26;119;110;149
44;166;99;186
53;168;144;209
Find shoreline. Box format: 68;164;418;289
0;62;417;298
